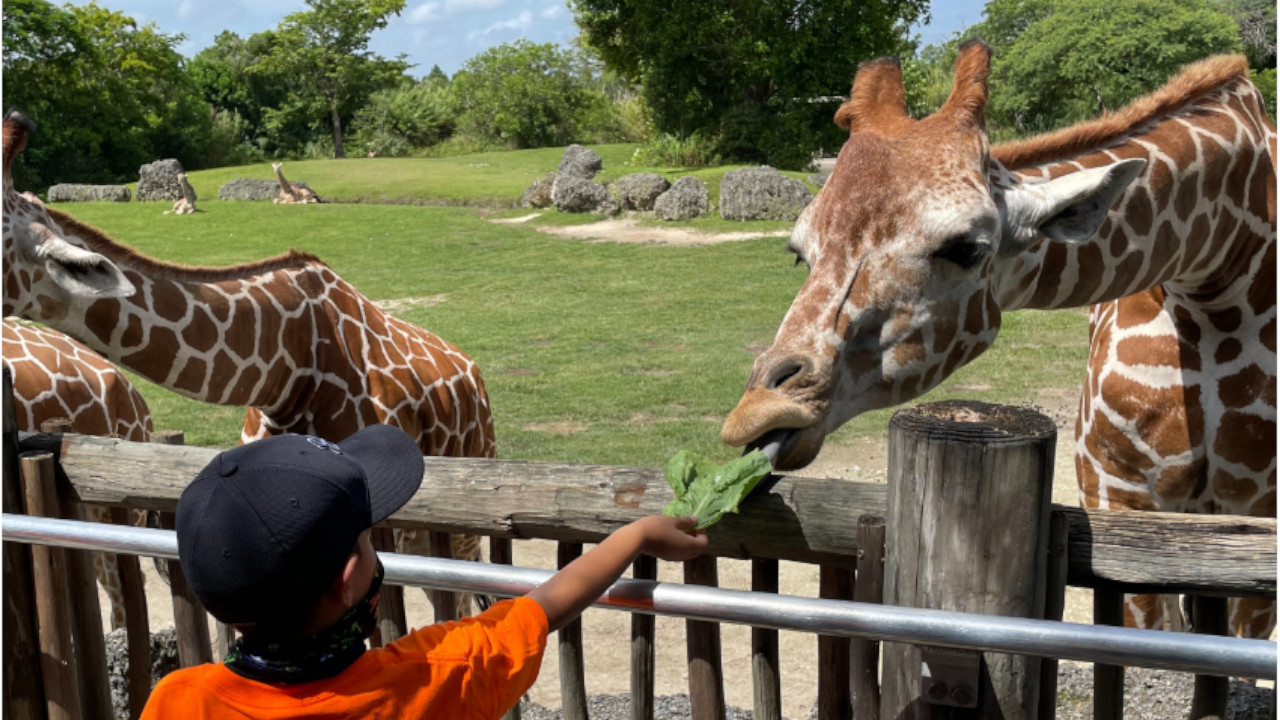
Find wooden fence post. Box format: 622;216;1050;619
632;554;658;720
21;450;83;720
1092;589;1125;720
1189;596;1229;720
1037;512;1070;720
371;526;407;645
751;558;782;720
111;505;153;719
2;365;46;720
558;542;589;720
882;401;1056;720
428;530;458;623
685;555;726;720
818;564;854;720
153;430;213;668
492;537;523;720
852;519;886;720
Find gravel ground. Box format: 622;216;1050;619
519;664;1275;720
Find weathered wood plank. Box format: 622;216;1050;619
750;559;781;720
558;543;589;720
2;367;46;720
18;432;1278;594
631;554;657;720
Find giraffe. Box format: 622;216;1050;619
271;162;320;205
721;43;1276;640
3;317;154;629
162;172;198;215
2;111;495;611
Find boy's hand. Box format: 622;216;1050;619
635;515;708;562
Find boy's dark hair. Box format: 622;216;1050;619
176;426;423;639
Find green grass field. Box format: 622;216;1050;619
45;147;1090;468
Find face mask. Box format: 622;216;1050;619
225;558;385;684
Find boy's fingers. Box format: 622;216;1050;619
674;516;698;532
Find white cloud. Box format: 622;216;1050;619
445;0;509;11
409;1;443;24
469;9;534;39
539;4;560;19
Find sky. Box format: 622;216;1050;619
65;0;989;78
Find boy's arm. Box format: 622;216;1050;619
527;515;707;632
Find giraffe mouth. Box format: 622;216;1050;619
743;424;826;471
747;428;798;465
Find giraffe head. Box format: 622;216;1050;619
2;110;135;321
721;41;1145;470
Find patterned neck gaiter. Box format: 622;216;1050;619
224;559;384;685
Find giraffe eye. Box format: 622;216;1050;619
933;237;989;270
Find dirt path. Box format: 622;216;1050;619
498;213;793;246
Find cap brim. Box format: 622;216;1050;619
337;425;425;523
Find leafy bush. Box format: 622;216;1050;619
1252;68;1277;120
201;109;266;168
629;131;720;168
349;80;457;156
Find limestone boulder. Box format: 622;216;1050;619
556;144;603;180
611;173;671;211
719;166;813;221
552;175;612;214
218;178;314;202
520;172;556;208
654;177;710;221
136;159;188;202
47;184;131;203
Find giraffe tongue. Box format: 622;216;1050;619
747;429;797;466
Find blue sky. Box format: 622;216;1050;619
66;0;988;78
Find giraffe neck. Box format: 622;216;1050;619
993;76;1275;314
273;165;291;191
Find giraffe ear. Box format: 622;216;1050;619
34;227;136;300
998;158;1146;255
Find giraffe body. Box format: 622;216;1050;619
721;47;1275;638
3;317;154;628
163;172;198;215
4;113;494;604
272;162;319;205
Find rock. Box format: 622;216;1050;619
218;178;313;202
611;173;671;211
556;144;603;180
105;626;180;720
520;172;556;208
719;166;813;221
135;159;188;203
46;184;131;203
552;175;612;213
653;176;710;221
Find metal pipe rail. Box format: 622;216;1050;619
4;513;1275;680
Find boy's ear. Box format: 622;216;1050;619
338;551;362;606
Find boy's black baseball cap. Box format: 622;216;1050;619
176;425;423;634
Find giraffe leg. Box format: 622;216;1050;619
1122;593;1169;631
394;529;484;617
84;504;129;630
1229;596;1277;640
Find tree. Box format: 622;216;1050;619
449;40;603;149
991;0;1243;133
2;0;211;190
263;0;409;158
571;0;929;168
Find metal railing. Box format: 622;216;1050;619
3;512;1274;681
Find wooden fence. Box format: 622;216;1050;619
2;369;1275;720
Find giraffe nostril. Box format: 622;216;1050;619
765;357;809;390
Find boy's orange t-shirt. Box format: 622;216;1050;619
140;596;548;720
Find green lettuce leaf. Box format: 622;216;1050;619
662;449;772;530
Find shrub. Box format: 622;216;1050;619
201;109;266;168
629;131;720;168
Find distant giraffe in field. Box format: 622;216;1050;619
272;162;319;204
3;317;154;629
722;44;1276;640
3;111;494;612
163;172;198;215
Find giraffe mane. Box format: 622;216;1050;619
992;54;1251;170
44;206;325;281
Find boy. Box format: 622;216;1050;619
141;424;708;719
